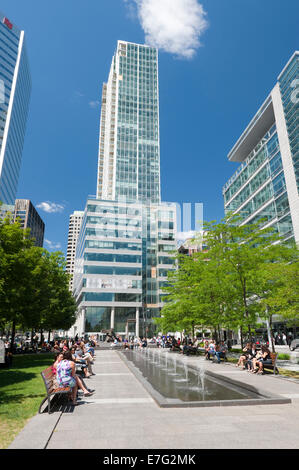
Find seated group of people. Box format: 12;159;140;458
180;338;201;356
204;340;228;363
236;343;272;375
51;339;97;405
122;337;148;350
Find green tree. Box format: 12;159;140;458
159;215;299;347
0;212;77;352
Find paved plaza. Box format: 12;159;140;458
9;349;299;449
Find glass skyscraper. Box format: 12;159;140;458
97;41;160;204
0;12;31;205
14;199;45;247
73;42;176;338
223;51;299;244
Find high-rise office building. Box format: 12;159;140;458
223;51;299;244
97;41;160;204
0;12;31;205
66;211;84;291
14;199;45;247
73;41;176;338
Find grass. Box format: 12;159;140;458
0;353;54;449
278;353;291;360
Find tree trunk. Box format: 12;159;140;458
31;329;34;347
240;326;244;349
214;327;218;343
40;329;44;347
268;314;275;353
9;320;16;354
48;330;51;343
248;324;252;341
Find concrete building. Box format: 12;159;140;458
73;41;177;338
223;51;299;244
0;12;31;205
14;199;44;247
66;210;84;291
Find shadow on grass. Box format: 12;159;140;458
0;391;45;408
0;370;37;388
9;354;55;370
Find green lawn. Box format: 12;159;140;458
0;353;54;449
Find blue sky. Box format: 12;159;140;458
1;0;299;255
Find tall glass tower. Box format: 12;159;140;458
0;12;31;205
73;41;176;339
97;41;160;204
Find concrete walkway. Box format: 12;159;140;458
9;349;299;449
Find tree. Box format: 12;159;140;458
251;241;299;351
0;214;38;351
0;212;77;352
158;214;299;347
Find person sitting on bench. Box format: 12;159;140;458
251;345;272;375
56;350;93;405
215;341;227;363
205;340;216;360
183;339;198;356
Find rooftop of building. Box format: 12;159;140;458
0;11;21;35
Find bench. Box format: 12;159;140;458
39;366;71;414
182;345;200;356
212;352;228;363
262;352;279;375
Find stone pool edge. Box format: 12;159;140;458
118;351;292;408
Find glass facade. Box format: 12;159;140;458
74;198;176;336
0;14;31;205
224;125;293;239
14;199;45;247
224;52;299;243
278;54;299;193
96;41;160;204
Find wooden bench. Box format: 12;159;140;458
39;366;71;414
262;352;279;375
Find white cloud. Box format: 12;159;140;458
45;239;62;250
36;201;65;213
125;0;208;58
177;230;196;241
89;100;100;108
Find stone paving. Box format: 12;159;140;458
9;349;299;449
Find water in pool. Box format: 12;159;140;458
122;348;260;402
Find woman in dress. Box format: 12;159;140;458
56;350;93;405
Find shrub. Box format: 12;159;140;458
278;353;290;360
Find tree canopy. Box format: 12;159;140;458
0;209;77;351
157;215;299;348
